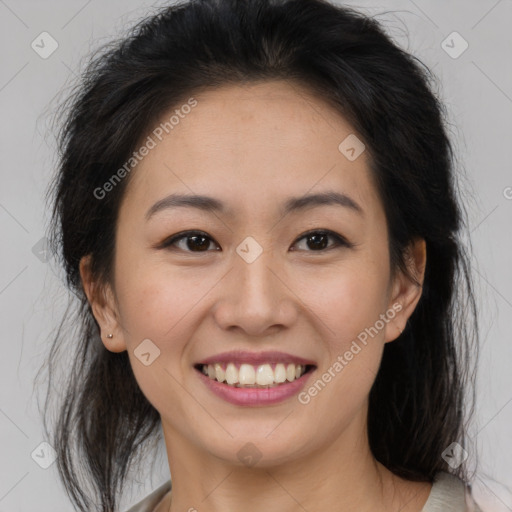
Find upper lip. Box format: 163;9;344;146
196;350;316;367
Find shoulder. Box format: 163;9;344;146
124;472;485;512
124;480;172;512
422;471;484;512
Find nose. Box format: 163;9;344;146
212;247;298;337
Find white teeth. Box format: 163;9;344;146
202;362;309;387
256;364;274;385
225;363;238;385
286;363;296;382
239;364;256;385
274;363;287;383
214;363;225;383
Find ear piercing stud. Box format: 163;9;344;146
106;333;113;339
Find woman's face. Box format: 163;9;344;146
82;80;425;468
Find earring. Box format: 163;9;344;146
106;333;113;339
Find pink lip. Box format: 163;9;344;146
196;350;316;367
195;366;316;406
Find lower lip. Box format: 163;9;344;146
195;367;315;406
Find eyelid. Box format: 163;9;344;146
160;230;220;251
159;229;353;252
291;229;353;251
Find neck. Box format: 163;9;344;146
160;411;432;512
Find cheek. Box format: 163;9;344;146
296;254;391;422
114;266;198;416
297;271;389;433
114;250;204;342
116;278;167;338
295;258;390;352
321;290;389;393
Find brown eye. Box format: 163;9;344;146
161;231;220;252
291;230;351;252
160;229;351;254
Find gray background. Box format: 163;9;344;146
0;0;511;510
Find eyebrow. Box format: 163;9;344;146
145;191;364;221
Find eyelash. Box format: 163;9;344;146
160;229;353;253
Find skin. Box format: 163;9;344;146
80;80;429;512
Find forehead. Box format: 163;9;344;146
120;80;381;222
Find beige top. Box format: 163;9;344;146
125;471;483;512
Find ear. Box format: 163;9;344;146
384;237;427;343
79;254;127;353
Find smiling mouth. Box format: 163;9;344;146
194;362;316;388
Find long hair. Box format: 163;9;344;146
39;0;479;510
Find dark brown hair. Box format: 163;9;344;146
39;0;479;510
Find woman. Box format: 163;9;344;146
41;0;484;510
